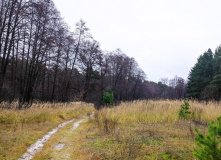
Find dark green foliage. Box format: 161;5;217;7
0;116;3;123
211;74;221;100
103;87;114;107
209;46;221;100
194;117;221;160
212;74;221;90
179;100;191;119
213;46;221;76
201;85;216;101
187;49;214;99
187;45;221;101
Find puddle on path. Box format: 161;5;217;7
54;143;65;150
71;119;84;131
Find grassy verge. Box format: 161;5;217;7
0;101;94;160
67;100;221;159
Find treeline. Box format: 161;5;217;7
0;0;187;108
148;76;187;99
187;47;221;101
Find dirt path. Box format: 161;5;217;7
18;114;92;160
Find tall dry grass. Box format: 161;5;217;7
96;100;221;124
87;100;221;159
0;101;94;159
0;101;93;124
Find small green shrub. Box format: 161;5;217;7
179;100;191;119
103;87;114;107
0;116;3;123
194;117;221;160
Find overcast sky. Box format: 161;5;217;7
52;0;221;82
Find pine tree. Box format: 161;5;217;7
194;117;221;160
213;46;221;76
210;46;221;100
103;87;114;107
179;100;191;119
211;74;221;100
187;49;214;99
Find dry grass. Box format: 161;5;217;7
0;101;94;160
74;100;221;159
102;100;221;124
2;100;220;159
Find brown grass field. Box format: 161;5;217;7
0;101;94;160
0;100;221;159
61;100;220;160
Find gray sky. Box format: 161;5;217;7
52;0;221;82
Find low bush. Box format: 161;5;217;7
103;87;114;107
179;100;191;119
194;117;221;160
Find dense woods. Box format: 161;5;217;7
2;0;221;107
0;0;188;108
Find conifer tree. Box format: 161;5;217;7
103;87;114;107
179;100;191;119
213;46;221;76
187;49;214;99
211;75;221;100
194;117;221;160
210;46;221;100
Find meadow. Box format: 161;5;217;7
0;101;94;160
67;100;221;159
1;100;221;159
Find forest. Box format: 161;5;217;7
0;0;188;107
0;0;220;109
